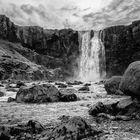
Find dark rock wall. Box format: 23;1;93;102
2;14;140;79
0;15;80;78
101;21;140;78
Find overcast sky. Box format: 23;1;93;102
0;0;140;30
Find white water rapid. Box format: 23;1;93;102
78;31;106;82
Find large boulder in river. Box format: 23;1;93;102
59;88;78;102
89;102;116;116
16;84;78;103
78;86;90;92
119;61;140;98
16;84;61;103
104;76;123;95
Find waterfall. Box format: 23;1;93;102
78;30;106;82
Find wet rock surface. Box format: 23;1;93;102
0;81;140;139
16;83;78;103
89;97;140;121
16;84;60;103
101;20;140;78
0;91;4;97
78;86;90;92
42;116;102;140
104;76;123;95
120;61;140;98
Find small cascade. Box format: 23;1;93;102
78;30;106;82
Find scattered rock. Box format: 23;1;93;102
42;116;102;140
116;98;133;110
67;81;83;85
0;126;10;140
47;80;54;83
16;84;61;103
7;97;15;103
89;102;115;116
78;86;90;92
59;88;78;102
0;84;4;87
0;120;45;140
58;115;70;123
104;76;122;95
55;83;67;88
89;97;140;120
0;91;5;97
120;61;140;98
84;83;91;86
97;113;131;121
16;84;78;103
16;81;26;88
60;93;77;102
27;120;44;133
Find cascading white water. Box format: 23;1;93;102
78;31;106;82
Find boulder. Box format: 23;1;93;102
55;82;67;88
16;84;61;103
16;81;26;88
0;126;10;140
116;98;133;110
119;61;140;98
59;93;77;102
104;76;122;95
0;120;45;139
89;101;118;117
78;86;90;92
84;83;91;86
7;97;15;103
58;88;78;102
89;102;110;116
42;116;102;140
67;81;83;85
16;84;78;103
88;98;140;119
0;91;5;97
27;120;44;133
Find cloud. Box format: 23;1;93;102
60;6;78;11
0;0;140;30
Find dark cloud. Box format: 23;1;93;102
73;13;79;17
60;6;77;11
21;4;33;15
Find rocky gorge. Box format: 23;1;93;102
1;14;140;140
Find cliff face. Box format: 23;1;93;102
2;14;140;80
0;15;80;80
101;21;140;78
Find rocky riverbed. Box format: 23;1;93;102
0;80;140;139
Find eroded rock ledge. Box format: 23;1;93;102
0;15;80;80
